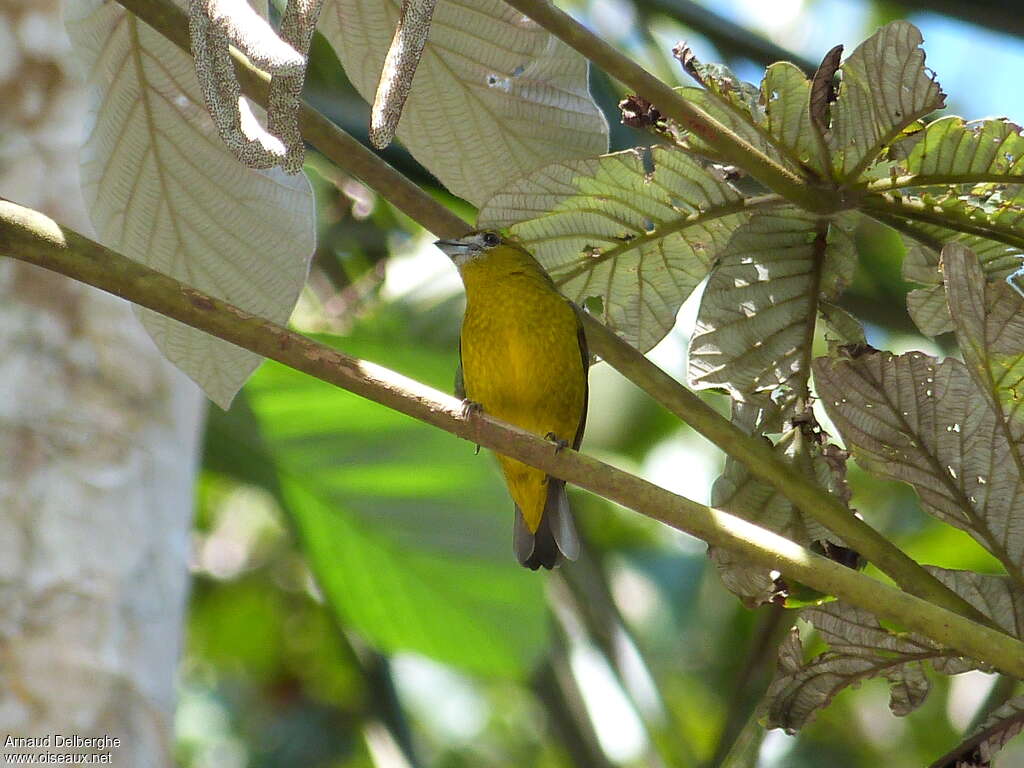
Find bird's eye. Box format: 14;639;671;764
481;232;500;247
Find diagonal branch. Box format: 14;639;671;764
3;197;1024;680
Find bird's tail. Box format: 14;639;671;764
514;479;580;570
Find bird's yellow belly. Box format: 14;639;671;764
460;291;585;530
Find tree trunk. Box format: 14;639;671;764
0;2;205;764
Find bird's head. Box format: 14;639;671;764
434;230;515;268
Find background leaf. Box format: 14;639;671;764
813;348;1024;587
64;0;316;408
829;21;945;179
319;0;608;207
206;319;547;678
478;145;750;351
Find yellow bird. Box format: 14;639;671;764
436;231;588;569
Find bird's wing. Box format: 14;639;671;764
454;337;466;400
571;303;590;451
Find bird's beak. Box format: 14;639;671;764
434;239;472;259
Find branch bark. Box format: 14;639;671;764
3;198;1024;681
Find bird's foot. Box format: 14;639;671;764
461;399;484;418
461;399;484;454
544;432;569;453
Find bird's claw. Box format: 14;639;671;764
545;432;569;453
461;399;484;418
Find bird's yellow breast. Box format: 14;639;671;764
458;245;587;530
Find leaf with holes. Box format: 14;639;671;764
931;696;1024;768
672;57;827;176
478;146;755;352
900;117;1024;182
813;347;1024;587
689;209;856;404
766;568;1023;733
710;416;849;606
828;20;945;180
319;0;608;207
64;0;315;408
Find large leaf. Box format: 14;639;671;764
319;0;608;207
765;568;1017;732
688;209;856;403
64;0;316;408
901;117;1024;182
673;57;827;176
813;347;1024;586
829;21;945;180
206;323;547;677
477;146;750;351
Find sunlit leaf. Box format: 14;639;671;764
319;0;608;207
813;347;1024;585
829;21;945;179
65;0;315;408
206;323;547;677
672;58;826;175
689;209;855;402
901;117;1024;181
478;146;751;351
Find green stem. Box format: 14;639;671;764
866;174;1024;193
860;193;1024;252
501;0;840;213
3;199;1024;681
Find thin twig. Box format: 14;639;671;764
3;198;1024;680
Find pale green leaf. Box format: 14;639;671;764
945;245;1024;444
688;209;855;401
898;225;1021;337
477;146;751;352
819;301;868;347
762;61;828;175
65;0;315;408
220;327;548;677
319;0;608;206
829;21;945;180
673;60;825;175
902;117;1024;181
907;284;954;336
813;348;1024;585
